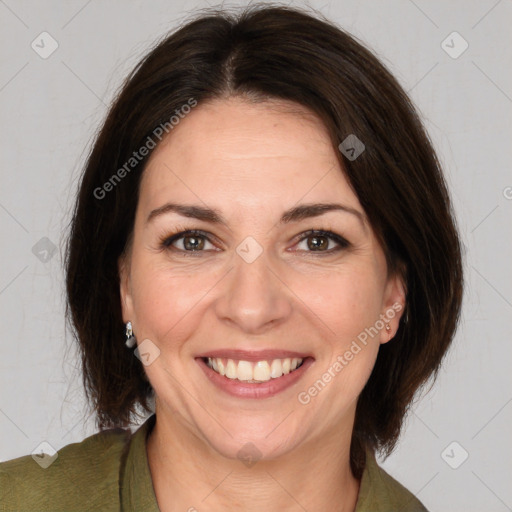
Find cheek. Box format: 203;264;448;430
293;263;385;343
129;255;217;345
322;270;385;404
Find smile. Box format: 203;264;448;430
196;351;314;399
204;357;304;383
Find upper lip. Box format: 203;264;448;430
196;349;313;362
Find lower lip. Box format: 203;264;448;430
196;357;314;399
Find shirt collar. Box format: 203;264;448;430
121;414;160;511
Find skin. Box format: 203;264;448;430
119;96;405;512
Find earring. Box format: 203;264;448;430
125;321;136;348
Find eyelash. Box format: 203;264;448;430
159;229;350;256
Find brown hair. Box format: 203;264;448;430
65;4;463;476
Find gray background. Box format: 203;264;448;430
1;1;511;510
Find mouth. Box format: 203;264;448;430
203;356;306;383
195;350;314;399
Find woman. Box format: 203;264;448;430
0;5;462;511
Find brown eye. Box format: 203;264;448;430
162;230;216;252
181;235;205;251
295;230;350;253
306;235;330;251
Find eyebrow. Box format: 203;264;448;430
146;202;366;229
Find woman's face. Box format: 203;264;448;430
120;97;404;461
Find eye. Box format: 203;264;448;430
294;230;350;253
160;229;349;255
161;230;217;252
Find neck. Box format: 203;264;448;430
146;408;360;512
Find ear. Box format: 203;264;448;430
379;271;406;345
118;253;135;325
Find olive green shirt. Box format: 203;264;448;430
0;414;427;511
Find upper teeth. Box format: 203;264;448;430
206;357;304;382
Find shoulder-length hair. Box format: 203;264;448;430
66;4;463;477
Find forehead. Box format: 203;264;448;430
139;97;361;213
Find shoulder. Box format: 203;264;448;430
0;426;131;512
356;451;429;512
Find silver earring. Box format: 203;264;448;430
125;321;136;348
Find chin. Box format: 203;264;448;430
203;426;301;464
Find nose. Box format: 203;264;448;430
214;247;293;335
